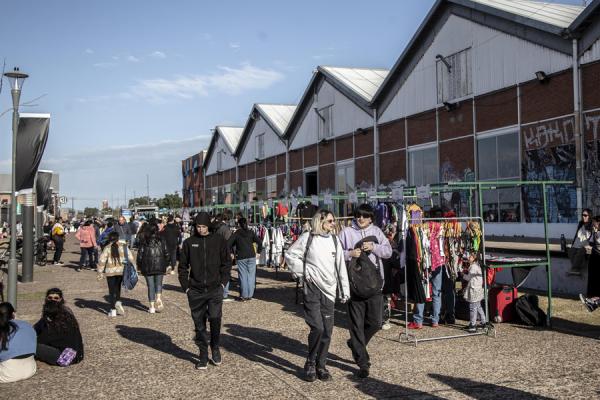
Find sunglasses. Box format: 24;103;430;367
47;295;61;301
583;214;590;217
325;219;334;223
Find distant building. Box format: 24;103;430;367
102;199;109;210
182;150;206;208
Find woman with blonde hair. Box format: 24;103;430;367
285;210;350;382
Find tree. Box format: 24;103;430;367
128;196;156;208
156;192;183;209
83;207;99;217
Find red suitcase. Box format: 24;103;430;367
488;285;518;323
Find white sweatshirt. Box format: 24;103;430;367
285;232;350;303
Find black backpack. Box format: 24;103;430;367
346;235;383;299
515;294;547;327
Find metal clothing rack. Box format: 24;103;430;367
398;216;495;346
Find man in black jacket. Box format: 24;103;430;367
161;215;181;274
179;212;231;370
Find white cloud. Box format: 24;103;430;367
229;42;241;49
150;51;166;59
127;63;284;102
84;48;94;54
127;55;140;62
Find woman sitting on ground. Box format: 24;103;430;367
34;288;84;366
0;302;37;383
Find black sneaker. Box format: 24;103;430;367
357;367;369;379
580;294;595;312
211;347;222;366
467;324;477;333
316;368;332;382
304;361;317;382
478;322;488;330
195;353;208;370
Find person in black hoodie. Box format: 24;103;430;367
228;218;262;301
178;212;231;370
138;223;169;313
34;288;84;366
161;215;181;275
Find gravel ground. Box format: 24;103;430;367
1;236;599;399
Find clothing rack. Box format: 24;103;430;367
398;216;496;346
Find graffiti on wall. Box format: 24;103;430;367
521;116;577;223
439;158;474;216
584;111;600;215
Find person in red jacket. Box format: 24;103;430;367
75;220;97;272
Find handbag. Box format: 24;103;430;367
122;244;138;290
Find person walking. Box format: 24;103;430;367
114;216;133;245
75;220;97;272
138;223;169;313
0;302;37;383
285;210;350;382
161;215;181;275
339;204;392;379
51;218;66;265
178;212;231;370
228;218;263;301
212;214;234;301
97;232;136;317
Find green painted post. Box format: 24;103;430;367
542;183;552;327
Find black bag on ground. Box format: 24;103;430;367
347;236;383;299
515;294;547;326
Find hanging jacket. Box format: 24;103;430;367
137;237;169;276
75;226;96;248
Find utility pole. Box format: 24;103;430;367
71;197;75;217
146;174;150;204
124;185;127;209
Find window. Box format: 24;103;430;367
266;175;277;197
437;48;472;103
408;146;439;186
336;162;354;194
477;132;521;222
256;134;265;159
247;179;256;193
318;106;333;140
217;151;223;171
225;184;231;193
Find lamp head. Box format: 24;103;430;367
4;67;28;91
535;71;549;83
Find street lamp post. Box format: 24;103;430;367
4;67;28;308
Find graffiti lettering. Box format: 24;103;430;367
522;117;575;151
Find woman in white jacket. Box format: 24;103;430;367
285;210;350;383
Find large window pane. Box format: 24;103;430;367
477;137;497;180
497;133;519;178
409;146;438;186
498;187;520;222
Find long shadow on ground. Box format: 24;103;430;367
429;373;554;400
222;323;355;379
115;325;198;365
73;297;147;315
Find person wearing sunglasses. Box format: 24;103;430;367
580;215;600;311
33;288;84;366
285;209;350;382
569;208;593;275
338;203;392;379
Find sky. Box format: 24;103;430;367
0;0;587;209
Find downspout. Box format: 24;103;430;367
572;37;584;215
373;108;380;189
285;138;290;195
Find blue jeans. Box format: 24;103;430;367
145;275;163;302
414;266;443;324
223;281;230;298
237;258;257;299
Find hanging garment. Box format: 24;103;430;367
405;228;427;303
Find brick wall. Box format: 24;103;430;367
318;141;335;165
277;154;286;174
407;110;437;146
256;161;265;178
582;61;600;111
439;136;474;181
319;164;335;191
438;99;473;141
355;156;374;186
380;150;406;185
354;129;374;157
277;174;285;194
475;86;518;132
336;136;353;161
289;150;303;170
379;119;405;151
290;171;303;192
520;70;573;124
304;145;318;167
266;156;277;176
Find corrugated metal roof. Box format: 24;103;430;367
256;104;297;136
217;126;243;154
320;66;389;102
469;0;584;28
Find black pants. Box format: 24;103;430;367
53;237;64;262
167;245;177;267
106;275;123;309
303;281;335;369
36;343;62;365
187;286;223;354
348;293;383;369
79;247;95;267
588;252;600;297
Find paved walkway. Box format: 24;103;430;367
1;236;600;399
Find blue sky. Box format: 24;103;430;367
0;0;586;209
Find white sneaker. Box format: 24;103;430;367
115;301;125;316
108;309;117;317
169;269;176;275
382;322;392;331
148;307;156;314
